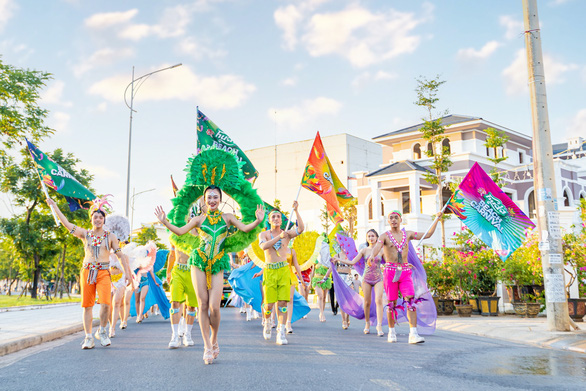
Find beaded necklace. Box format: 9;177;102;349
206;210;222;225
88;230;108;247
387;230;407;251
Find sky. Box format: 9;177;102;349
1;0;585;229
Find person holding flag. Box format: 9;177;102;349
367;210;442;344
46;196;131;349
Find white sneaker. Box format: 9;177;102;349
388;333;397;343
408;333;425;344
178;318;186;337
81;336;95;350
182;333;195;347
276;328;288;345
263;322;272;340
95;329;111;347
109;327;115;338
168;334;180;349
246;311;252;321
120;321;127;330
239;307;246;314
253;311;260;319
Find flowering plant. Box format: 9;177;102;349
563;199;586;297
423;248;456;300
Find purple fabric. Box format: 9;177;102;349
336;233;365;275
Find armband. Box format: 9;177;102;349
295;227;300;235
114;248;122;254
69;225;77;234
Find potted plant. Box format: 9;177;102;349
500;230;543;318
562;200;586;321
444;248;474;317
423;249;456;315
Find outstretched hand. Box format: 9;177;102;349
154;206;167;223
255;204;265;221
46;197;56;208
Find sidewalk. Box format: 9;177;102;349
1;302;585;356
0;303;100;356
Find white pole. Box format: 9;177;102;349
416;197;450;247
40;180;60;227
284;185;302;231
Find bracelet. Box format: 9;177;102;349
69;225;77;234
114;248;121;253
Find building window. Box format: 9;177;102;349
402;192;410;214
427;142;434;157
518;151;524;164
563;190;571;207
528;190;536;219
413;143;421;159
442;188;453;214
368;197;385;220
442;138;451;154
486;146;490;157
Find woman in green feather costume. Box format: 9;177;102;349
154;148;264;365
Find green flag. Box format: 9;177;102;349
26;139;95;211
197;108;258;180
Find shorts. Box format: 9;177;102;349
81;269;112;308
138;276;148;290
383;264;415;301
170;266;198;308
263;264;291;304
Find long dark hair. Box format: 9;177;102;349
366;229;378;246
204;185;222;201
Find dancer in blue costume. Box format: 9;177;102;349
154;147;265;365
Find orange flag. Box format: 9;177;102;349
171;175;179;197
301;132;355;216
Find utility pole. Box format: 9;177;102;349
522;0;569;331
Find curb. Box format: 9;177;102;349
0;319;100;357
0;302;80;313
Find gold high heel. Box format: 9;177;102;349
203;348;214;365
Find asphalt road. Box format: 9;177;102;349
1;308;585;391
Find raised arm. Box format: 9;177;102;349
337;248;365;266
291;249;303;282
225;204;265;233
412;212;443;241
154;205;199;236
284;201;304;238
46;197;86;239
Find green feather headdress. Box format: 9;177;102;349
184;147;244;192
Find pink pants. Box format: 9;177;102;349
383;264;415;301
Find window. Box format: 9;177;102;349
528;190;536;219
402;192;410;214
368;197;385;220
427;142;434;157
442;138;451;154
442;188;453;214
413;143;421;159
518;151;524;164
563;190;571;207
486;146;490;157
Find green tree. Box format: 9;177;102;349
134;225;168;250
0;238;21;295
0;148;93;298
415;75;453;247
0;57;54;158
319;204;330;234
484;127;510;187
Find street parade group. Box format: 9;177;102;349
36;124;446;366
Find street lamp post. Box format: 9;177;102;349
130;187;156;233
124;63;182;217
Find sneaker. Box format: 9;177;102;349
168;334;180;349
408;333;425;344
109;327;116;338
253;311;260;319
286;324;293;334
388;333;397;343
81;336;95;350
120;321;127;330
263;322;272;340
182;333;195;347
276;329;288;345
239;307;246;314
95;329;111;347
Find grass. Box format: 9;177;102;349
0;294;80;308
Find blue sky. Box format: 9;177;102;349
1;0;584;228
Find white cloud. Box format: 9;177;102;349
268;97;342;130
502;49;579;95
152;5;192;38
85;9;138;29
274;0;331;50
499;15;523;40
299;4;432;68
73;47;134;78
176;37;227;61
96;102;108;112
281;77;297;86
352;70;396;88
49;112;71;133
566;109;586;139
351;72;371;88
457;41;501;61
40;80;73;107
119;24;152;41
374;71;397;80
0;0;17;32
88;65;256;110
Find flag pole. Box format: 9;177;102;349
416;195;452;247
25;140;60;226
284;185;302;231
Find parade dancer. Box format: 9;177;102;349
336;229;384;335
254;205;304;345
156;186;264;363
47;197;130;349
167;247;198;348
284;246;303;334
367;210;441;344
311;235;332;323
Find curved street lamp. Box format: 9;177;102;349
124;63;182;217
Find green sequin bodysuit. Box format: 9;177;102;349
189;212;230;289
